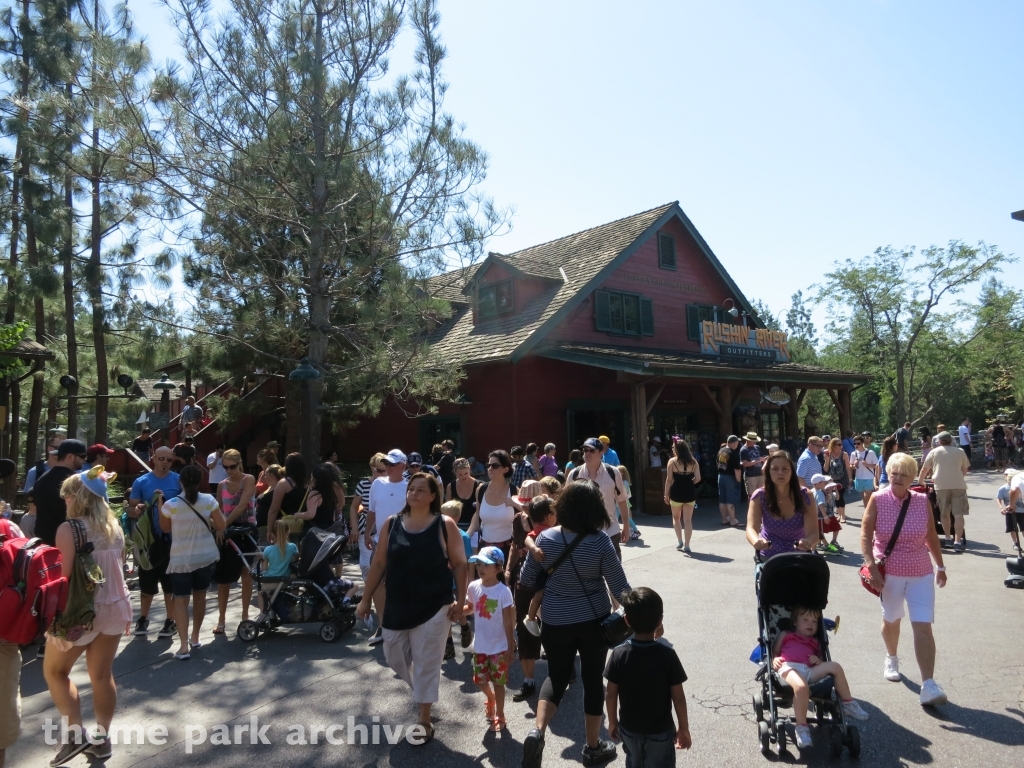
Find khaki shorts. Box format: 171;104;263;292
745;476;765;498
935;488;969;516
0;642;21;749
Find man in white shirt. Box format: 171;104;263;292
207;444;228;487
958;418;972;460
648;437;663;469
567;437;630;559
920;431;970;550
363;448;409;645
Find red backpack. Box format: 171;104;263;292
0;520;67;644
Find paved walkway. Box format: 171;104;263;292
9;470;1024;767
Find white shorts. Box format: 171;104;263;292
880;573;935;623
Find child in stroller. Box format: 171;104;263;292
773;606;868;749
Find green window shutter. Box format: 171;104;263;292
658;233;676;270
640;298;654;336
595;290;611;331
687;304;700;341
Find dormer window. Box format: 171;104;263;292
478;279;514;319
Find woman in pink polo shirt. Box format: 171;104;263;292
860;452;948;707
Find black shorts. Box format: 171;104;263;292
213;531;258;584
1005;513;1024;534
138;538;173;596
170;563;216;597
514;586;542;661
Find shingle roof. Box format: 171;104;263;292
426;202;677;365
0;338;54;361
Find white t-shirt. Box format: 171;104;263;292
649;445;662;468
467;580;514;655
1009;474;1024;512
162;493;220;573
368;476;408;543
570;463;625;536
958;425;971;446
208;453;228;485
851;450;878;481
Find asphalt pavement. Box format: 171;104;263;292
9;469;1024;767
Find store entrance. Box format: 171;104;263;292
567;406;629;467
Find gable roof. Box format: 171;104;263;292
426;201;760;366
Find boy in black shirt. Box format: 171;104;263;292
605;588;691;768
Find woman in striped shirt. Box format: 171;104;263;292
519;480;630;768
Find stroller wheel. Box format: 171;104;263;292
847;725;861;757
752;694;764;722
237;620;258;643
777;725;787;753
758;721;770;755
829;725;843;758
319;621;340;643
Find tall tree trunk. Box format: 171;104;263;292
88;11;108;441
62;165;79;438
894;361;906;425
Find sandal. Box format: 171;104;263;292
489;716;506;733
412;723;433;745
484;700;496;722
212;625;225;635
189;640;203;650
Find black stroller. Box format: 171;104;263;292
752;553;861;757
237;528;358;643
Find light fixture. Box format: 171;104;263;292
289;358;322;380
153;373;177;391
723;298;740;318
59;375;78;390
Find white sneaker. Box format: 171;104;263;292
794;724;813;750
525;618;541;637
884;655;901;682
919;678;948;706
842;699;869;721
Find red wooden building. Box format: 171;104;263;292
339;202;866;503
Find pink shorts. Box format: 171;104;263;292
47;597;132;651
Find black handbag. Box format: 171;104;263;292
530;528;586;591
564;532;634;648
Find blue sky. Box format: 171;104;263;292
133;0;1024;323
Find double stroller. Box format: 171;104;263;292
752;553;861;757
237;528;359;643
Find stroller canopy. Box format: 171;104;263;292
298;528;347;586
758;552;830;610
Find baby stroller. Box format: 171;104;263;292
752;553;861;757
237;528;358;643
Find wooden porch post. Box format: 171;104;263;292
838;388;853;437
716;385;734;442
629;382;648;512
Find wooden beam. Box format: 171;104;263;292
629;383;648;511
701;385;723;415
645;382;666;417
825;388;841;412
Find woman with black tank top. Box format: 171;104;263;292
357;473;468;744
266;453;309;543
446;458;479;530
662;439;701;553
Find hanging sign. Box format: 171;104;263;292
760;387;791;406
148;412;170;430
700;321;789;362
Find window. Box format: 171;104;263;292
477;279;513;319
658;233;676;270
760;412;781;444
595;290;654;336
687;303;725;341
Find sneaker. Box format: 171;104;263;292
1014;543;1023;555
884;655;901;682
919;678;948;706
86;734;113;760
794;724;813;750
50;733;89;767
816;542;828;552
460;622;473;648
443;638;455;660
581;739;617;765
629;530;641;540
134;616;150;635
830;542;845;552
842;699;869;721
683;545;691;554
157;619;176;638
367;627;384;646
953;540;966;552
512;681;536;702
676;542;684;551
524;618;541;637
522;728;545;768
825;543;841;555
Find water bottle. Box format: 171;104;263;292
364;614;375;631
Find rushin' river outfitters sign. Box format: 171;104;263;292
700;321;790;363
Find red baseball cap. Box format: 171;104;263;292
86;443;115;459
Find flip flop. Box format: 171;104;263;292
174;651;191;660
212;625;225;635
189;640;203;650
412;723;433;745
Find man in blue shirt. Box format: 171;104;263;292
841;431;856;458
128;446;182;637
796;437;825;488
599;435;621;466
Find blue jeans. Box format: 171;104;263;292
620;727;675;768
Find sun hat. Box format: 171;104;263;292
744;432;761;442
81;465;117;500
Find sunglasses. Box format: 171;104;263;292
372;467;386;474
223;463;239;470
487;463;503;469
582;447;598;453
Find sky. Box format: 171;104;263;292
131;0;1024;324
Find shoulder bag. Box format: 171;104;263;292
859;493;912;596
50;519;105;642
564;532;634;648
176;496;219;544
528;527;586;591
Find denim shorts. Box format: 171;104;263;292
169;563;216;597
620;726;676;768
717;474;741;505
854;478;875;493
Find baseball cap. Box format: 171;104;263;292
582;437;603;452
727;434;740;443
407;452;424;465
598;435;611;444
54;439;88;459
383;448;407;465
87;443;115;459
469;545;505;566
810;473;830;485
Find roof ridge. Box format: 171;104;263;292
499;201;677;260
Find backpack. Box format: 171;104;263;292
567;464;624;500
50;519;105;642
0;521;67;644
130;498;157;571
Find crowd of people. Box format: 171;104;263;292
4;411;1021;768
